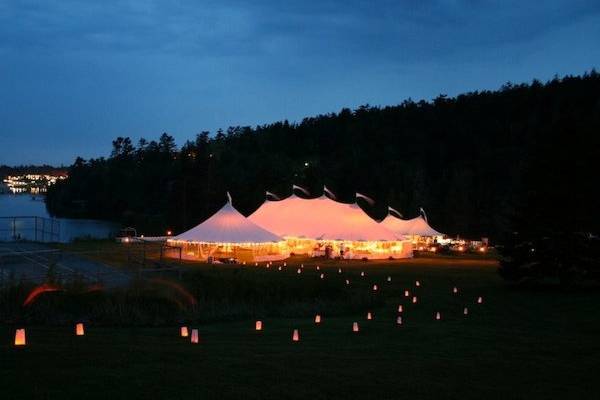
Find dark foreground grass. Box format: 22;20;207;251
2;257;600;399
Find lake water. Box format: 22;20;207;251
0;194;119;242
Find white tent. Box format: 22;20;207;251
167;200;289;262
380;214;443;237
249;194;412;259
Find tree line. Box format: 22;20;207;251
46;72;600;242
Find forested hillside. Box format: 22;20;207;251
46;72;600;240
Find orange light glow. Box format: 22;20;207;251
353;322;359;332
367;312;373;320
166;230;172;236
315;314;321;324
435;312;441;320
23;283;61;306
479;246;486;252
278;266;282;271
14;329;26;346
255;321;263;331
75;323;85;336
430;247;437;253
180;326;189;337
458;246;465;252
292;329;300;342
191;329;199;344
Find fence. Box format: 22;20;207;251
0;216;60;242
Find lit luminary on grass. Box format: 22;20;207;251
463;307;469;316
404;290;410;297
283;262;287;267
396;316;403;325
320;273;324;279
373;284;378;291
278;266;282;271
435;312;441;320
367;312;373;320
477;296;483;304
353;322;359;332
453;287;458;294
398;305;403;313
180;326;189;337
315;314;321;324
360;271;365;277
255;321;263;331
338;268;342;274
14;329;26;346
191;329;199;344
316;266;320;271
412;296;418;304
415;281;421;287
297;268;301;274
345;279;350;285
387;276;392;282
292;329;300;342
75;323;85;336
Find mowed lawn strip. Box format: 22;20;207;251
2;256;599;399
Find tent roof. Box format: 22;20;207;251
380;214;443;237
249;194;399;241
172;202;282;243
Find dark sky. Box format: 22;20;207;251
1;1;600;165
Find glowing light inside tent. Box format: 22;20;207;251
255;321;263;331
180;326;189;337
292;329;300;342
191;329;199;344
315;314;321;324
353;322;359;332
479;247;486;252
278;266;282;271
430;247;437;253
14;329;26;346
75;323;85;336
367;312;373;320
166;230;172;236
458;246;465;252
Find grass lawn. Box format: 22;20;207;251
1;255;599;399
